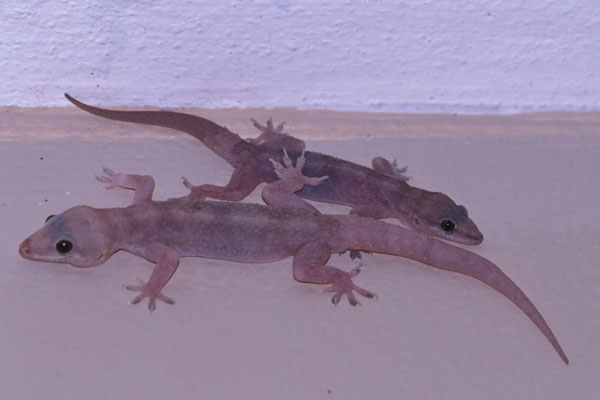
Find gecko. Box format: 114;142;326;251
19;155;567;364
64;93;484;247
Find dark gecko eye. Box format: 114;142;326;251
55;239;73;254
45;215;55;223
440;219;456;232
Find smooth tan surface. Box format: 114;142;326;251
1;107;598;399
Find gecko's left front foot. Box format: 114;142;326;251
126;280;175;311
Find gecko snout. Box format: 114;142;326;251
19;238;32;258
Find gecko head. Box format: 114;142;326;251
19;206;116;268
408;192;484;245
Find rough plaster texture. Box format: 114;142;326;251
2;0;599;112
2;108;599;399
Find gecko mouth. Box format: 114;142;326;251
66;253;106;268
464;231;484;245
438;229;483;245
450;232;484;245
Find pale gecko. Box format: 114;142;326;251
19;153;567;364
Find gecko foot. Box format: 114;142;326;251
350;250;372;260
251;117;286;134
249;118;305;152
338;249;372;261
96;167;122;189
371;157;410;181
96;167;155;204
323;273;378;306
126;281;175;311
269;149;328;186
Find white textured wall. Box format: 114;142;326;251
1;0;599;112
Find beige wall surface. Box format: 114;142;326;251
1;107;598;399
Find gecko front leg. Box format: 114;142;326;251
97;169;178;309
126;243;179;311
262;149;328;214
97;167;155;204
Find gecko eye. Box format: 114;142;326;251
55;239;73;254
45;215;55;223
440;219;456;232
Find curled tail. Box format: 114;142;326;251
342;218;569;364
64;93;244;162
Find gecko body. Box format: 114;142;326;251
20;164;567;364
64;94;483;246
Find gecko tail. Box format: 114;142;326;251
343;219;569;364
64;93;231;144
422;239;570;365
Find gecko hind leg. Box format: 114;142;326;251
249;118;305;152
372;157;410;181
294;240;377;306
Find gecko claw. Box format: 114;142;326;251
182;176;193;189
329;290;362;307
281;148;293;167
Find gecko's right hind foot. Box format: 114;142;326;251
372;157;410;181
249;118;305;152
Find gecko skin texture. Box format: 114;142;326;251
20;162;567;364
64;94;483;246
